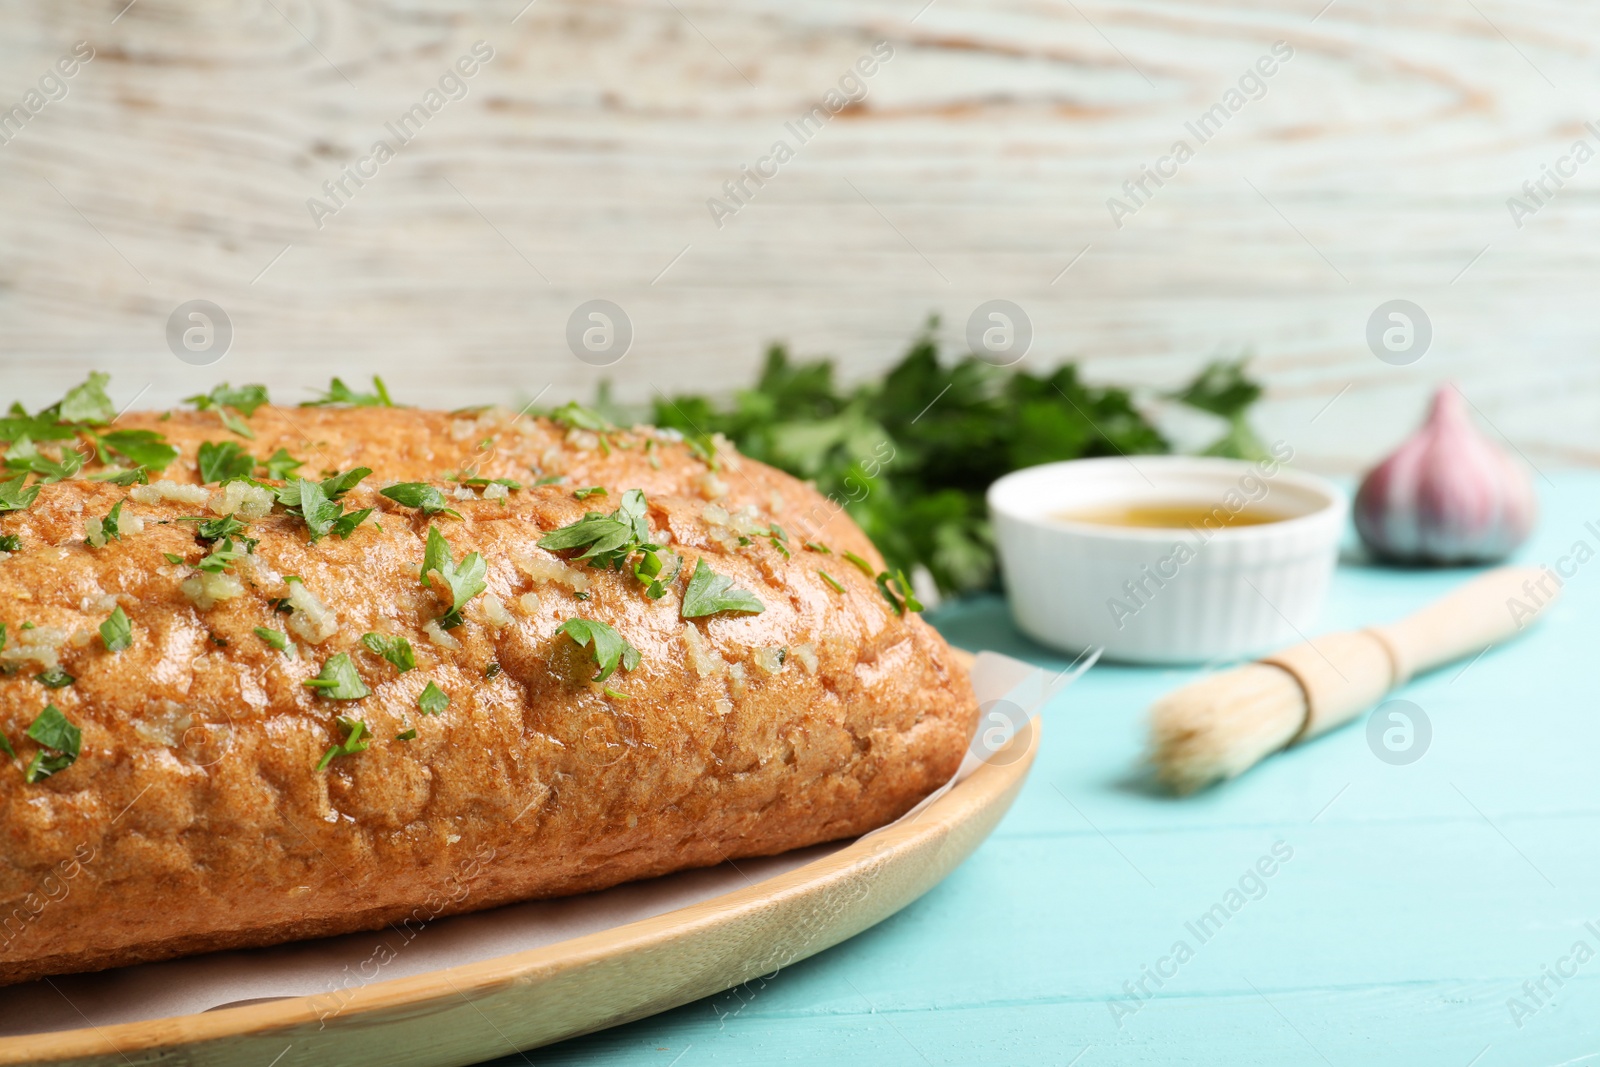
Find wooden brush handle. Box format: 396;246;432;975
1262;566;1557;742
1369;566;1556;682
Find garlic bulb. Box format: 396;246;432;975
1354;385;1536;564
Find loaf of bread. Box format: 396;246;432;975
0;402;976;986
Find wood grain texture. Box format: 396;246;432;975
0;647;1036;1067
0;0;1594;475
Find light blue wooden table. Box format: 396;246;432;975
482;473;1598;1066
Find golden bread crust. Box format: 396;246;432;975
0;413;975;985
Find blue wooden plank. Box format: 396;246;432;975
477;472;1600;1065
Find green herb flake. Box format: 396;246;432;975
684;433;719;470
634;548;682;600
96;499;126;542
536;490;661;589
35;668;74;690
198;440;256;485
296;479;336;537
274;467;372;508
484;662;501;679
0;731;13;759
254;626;289;652
456;475;522;490
818;569;846;594
379;482;461;519
263;448;304;481
95;429;179;473
26;704;78;749
573;486;607;500
417;681;450;716
556;617;641;683
22;751;69;781
189;514;249;543
395;729;418;741
196;537;247;574
23;704;81;782
4;436;85;484
0;409;75;445
842;551;875;577
58;372;115;425
602;685;631;701
322;468;371;498
330;507;374;540
362;632;416;673
804;541;832;554
0;534;19;552
163;552;186;565
280;470;373;542
316;715;370;770
547;400;611;432
185;383;270;417
88;467;149;487
0;474;39;513
218;410;255;439
303;377;397;409
538;512;633;559
876;569;925;616
99;606;132;652
420;526;488;630
531;474;566;487
680;559;765;618
303;652;371;700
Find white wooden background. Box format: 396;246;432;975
1;0;1597;473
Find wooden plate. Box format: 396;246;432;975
1;689;1035;1066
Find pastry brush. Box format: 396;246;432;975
1147;566;1558;793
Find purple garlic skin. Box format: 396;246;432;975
1354;384;1537;565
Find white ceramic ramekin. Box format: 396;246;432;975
988;455;1348;664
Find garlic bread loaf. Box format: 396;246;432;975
0;396;976;986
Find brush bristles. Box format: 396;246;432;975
1146;663;1308;794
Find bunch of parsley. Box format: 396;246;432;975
629;324;1267;598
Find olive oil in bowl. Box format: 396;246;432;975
988;455;1348;662
1052;502;1292;530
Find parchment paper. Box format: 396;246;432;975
0;648;1094;1037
